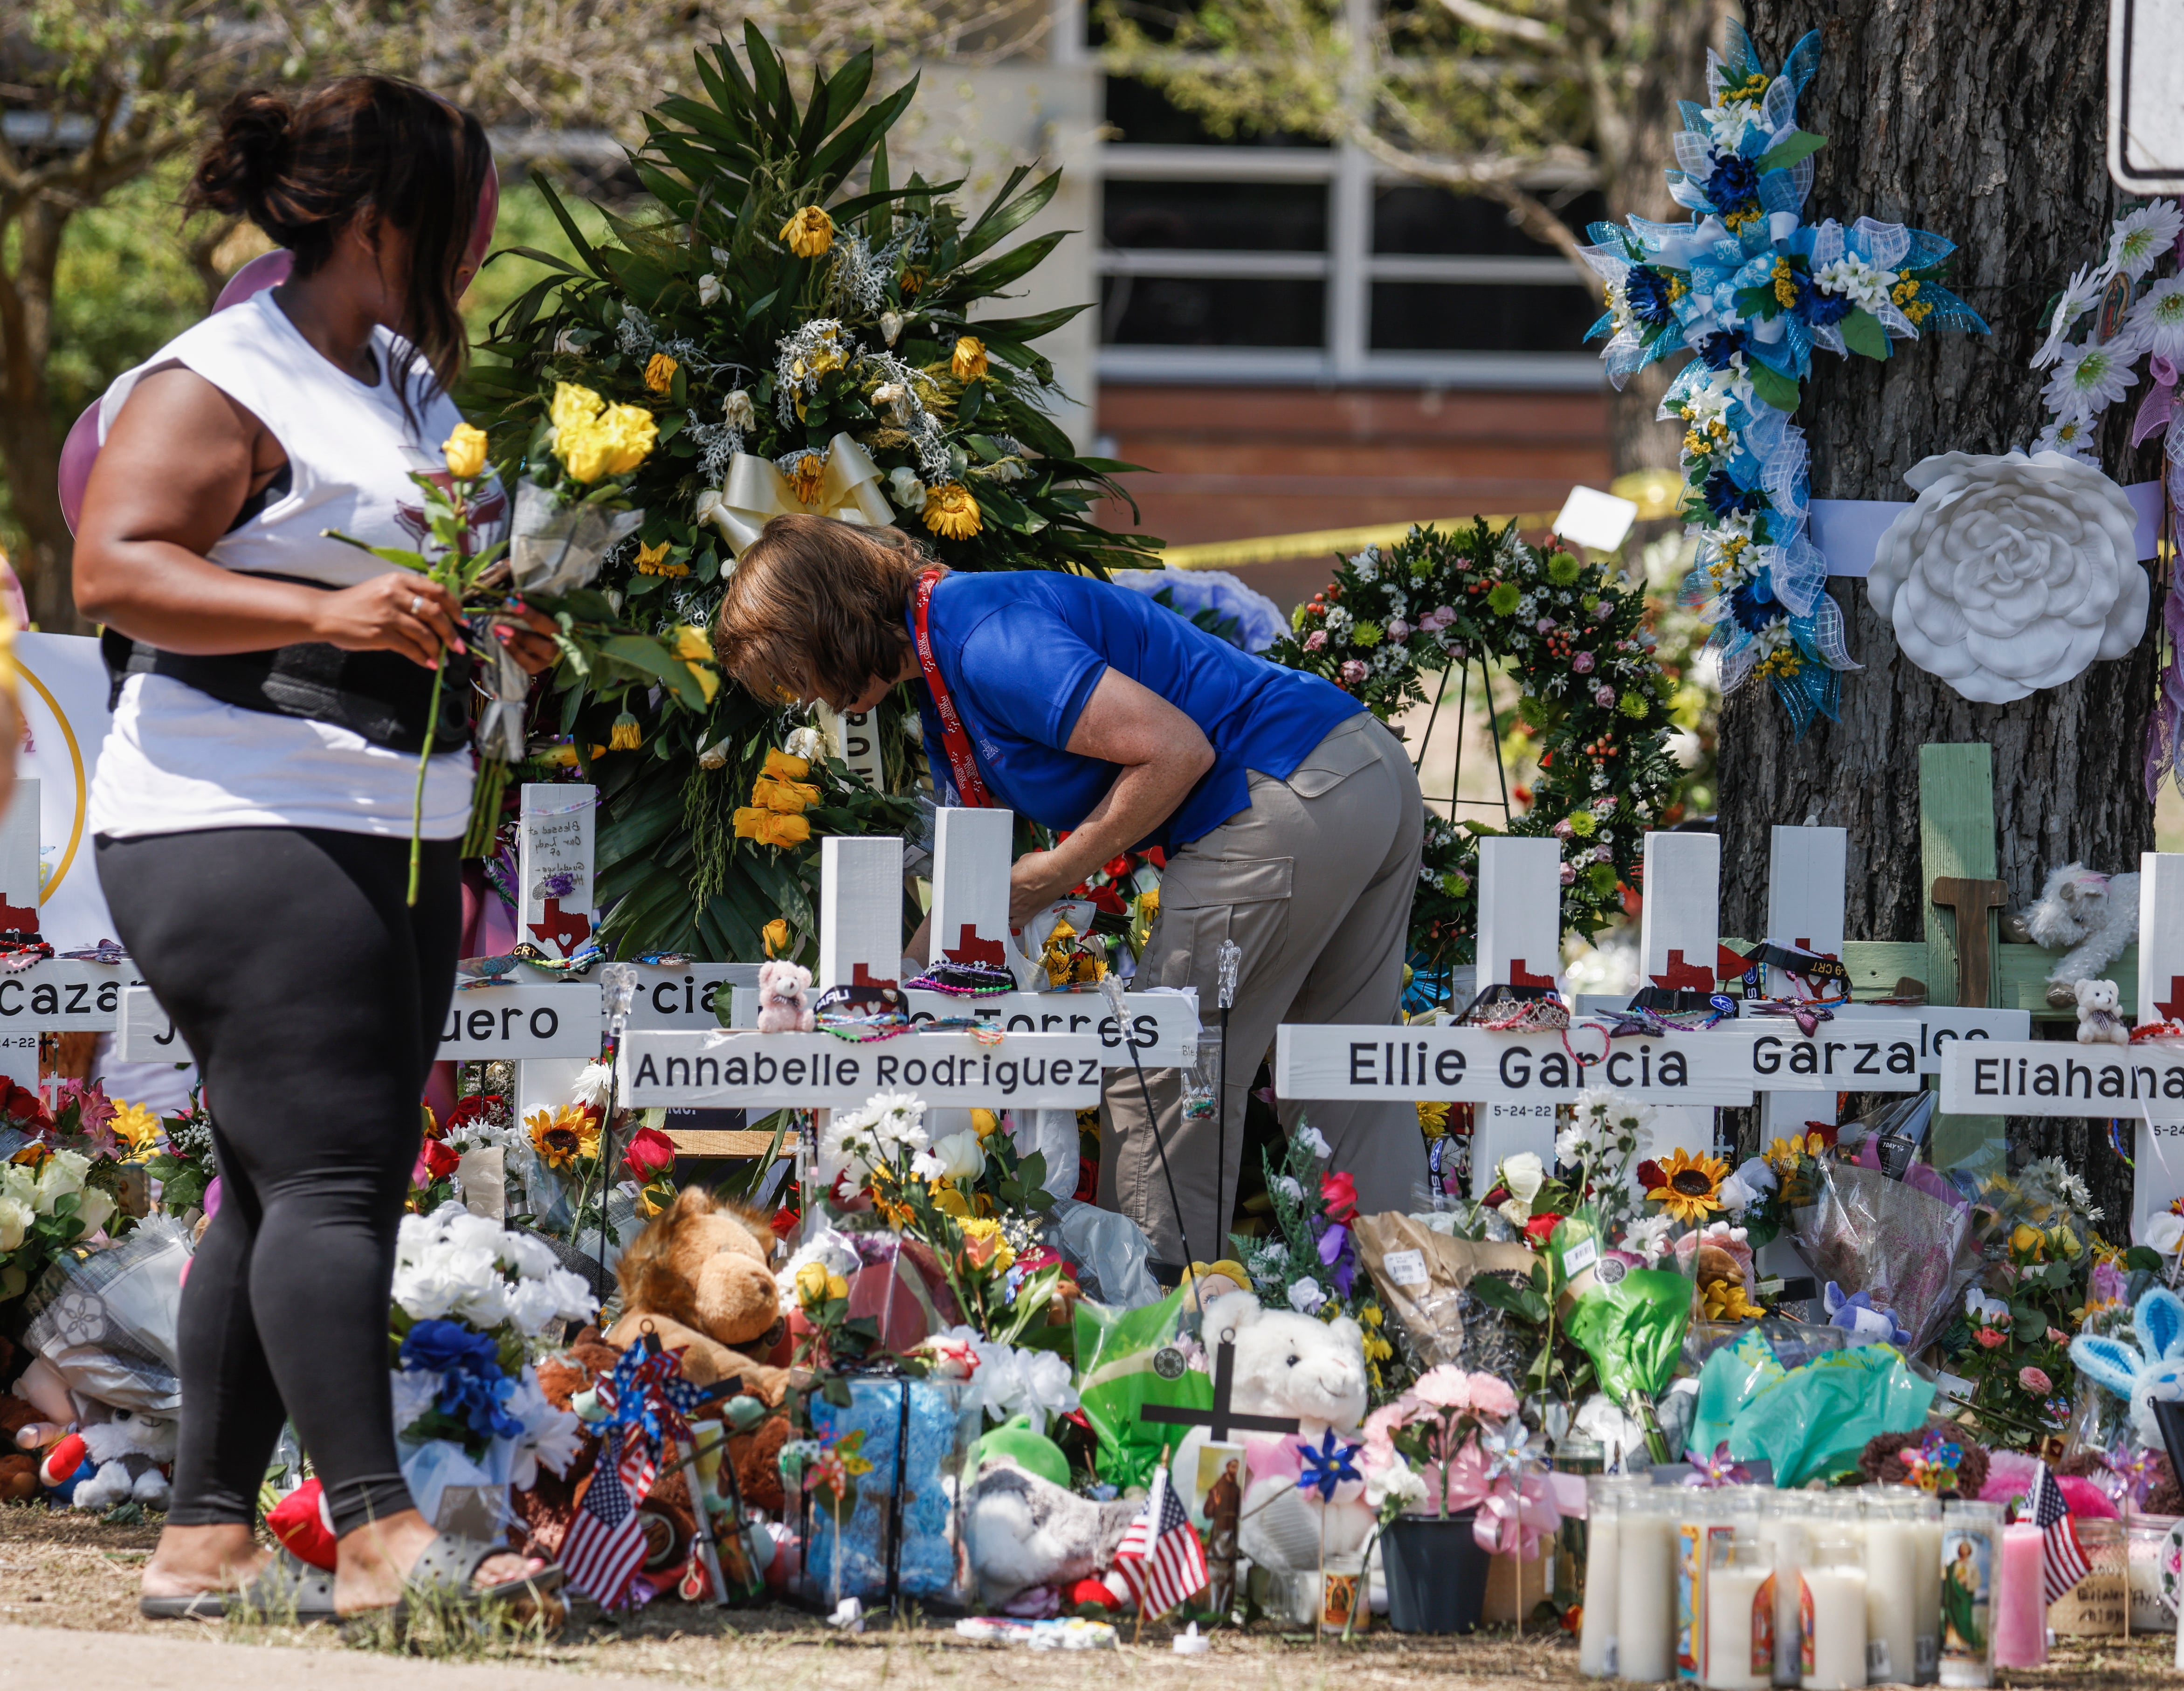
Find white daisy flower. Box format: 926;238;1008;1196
2034;265;2105;367
2032;414;2100;464
2127;274;2184;365
2042;338;2139;420
2108;200;2184;280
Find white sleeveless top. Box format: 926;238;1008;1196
88;292;480;841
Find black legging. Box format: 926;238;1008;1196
97;826;458;1539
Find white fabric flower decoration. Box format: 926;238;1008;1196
2034;265;2105;367
1295;1124;1333;1161
2109;200;2184;280
2043;340;2139;421
390;1367;442;1434
2145;1213;2184;1257
1867;449;2148;704
697;273;724;308
2130;276;2184;365
1287;1276;1327;1314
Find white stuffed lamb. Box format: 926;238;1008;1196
2069;1286;2184;1448
2026;863;2141;1007
1169;1287;1374;1570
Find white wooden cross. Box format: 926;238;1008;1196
1637;829;1725;1160
1468;837;1564;1196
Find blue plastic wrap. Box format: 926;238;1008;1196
806;1375;980;1602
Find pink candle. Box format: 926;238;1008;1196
1993;1524;2047;1668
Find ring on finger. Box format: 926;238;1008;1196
409;595;425;616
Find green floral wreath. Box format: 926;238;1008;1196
1264;519;1681;983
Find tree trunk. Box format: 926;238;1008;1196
0;198;85;634
1720;0;2155;1223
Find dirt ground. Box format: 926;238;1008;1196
3;1504;2180;1690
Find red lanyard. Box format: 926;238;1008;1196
910;569;992;808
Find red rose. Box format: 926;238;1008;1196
1102;854;1134;881
414;1138;460;1184
1523;1211;1564;1249
1319;1169;1359;1222
6;1083;41;1122
770;1204;800;1239
1636;1159;1666;1192
622;1125;678;1182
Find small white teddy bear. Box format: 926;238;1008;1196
2075;977;2130;1046
753;959;815;1033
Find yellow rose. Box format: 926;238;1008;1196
687;661;720;705
672;624;712;662
763;748;812;782
922;482;981;541
734;808;811;849
951;336;989;382
780;206;835;259
550;381;604;436
594;402;658;476
643;353;679;394
763;918;791;958
635;540;688;577
109;1099;164;1159
971;1109;1000;1139
557;420;613;484
442;422;489;479
751;773;819;813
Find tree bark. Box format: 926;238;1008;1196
1721;0;2155;1223
0;198;83;634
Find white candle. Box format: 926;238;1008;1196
1580;1479;1626;1677
1864;1492;1927;1684
1801;1543;1868;1691
1620;1493;1679;1683
1911;1506;1944;1683
1758;1503;1811;1688
1705;1539;1774;1691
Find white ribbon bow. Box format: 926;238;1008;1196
696;433;894;558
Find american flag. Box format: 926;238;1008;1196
2027;1460;2092;1605
560;1429;651;1608
1112;1466;1209;1620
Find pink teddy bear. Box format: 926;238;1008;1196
754;959;815;1033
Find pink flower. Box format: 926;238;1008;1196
1446;642;1467;660
1592;844;1613;863
1410;1366;1474;1411
1467;1375;1517;1421
1572;651;1595;674
1303;629;1327;651
1594;684;1616;708
1339;659;1368;686
1975;1326;2007;1349
1387;618;1412;642
2019;1365;2053;1395
1420;606;1457;633
1552;818;1575;840
1535;617;1556;634
1559;864;1577;885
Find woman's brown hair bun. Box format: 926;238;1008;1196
187;91;297;228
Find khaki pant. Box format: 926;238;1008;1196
1098;714;1426;1265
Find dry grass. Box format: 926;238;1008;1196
2;1503;2179;1688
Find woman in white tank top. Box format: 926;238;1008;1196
73;77;565;1622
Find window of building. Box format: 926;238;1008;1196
1093;78;1605;387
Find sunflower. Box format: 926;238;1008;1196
1648;1148;1728;1225
526;1104;599;1169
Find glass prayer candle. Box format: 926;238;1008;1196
1757;1493;1812;1689
1620;1488;1681;1684
1938;1500;2000;1689
1705;1536;1775;1691
1992;1521;2047;1668
1800;1536;1869;1691
1861;1486;1931;1684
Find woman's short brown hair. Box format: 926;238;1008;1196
713;514;937;704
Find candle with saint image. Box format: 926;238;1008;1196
1938;1501;2000;1689
1991;1523;2046;1667
1756;1495;1810;1687
1703;1536;1773;1691
1798;1537;1867;1691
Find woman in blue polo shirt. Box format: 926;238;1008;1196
713;515;1426;1269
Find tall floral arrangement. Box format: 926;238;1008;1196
1577;24;1987;734
462;28;1159;960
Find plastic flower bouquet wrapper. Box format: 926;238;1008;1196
803;1374;982;1604
1682;1319;1851;1460
1687;1333;1933;1484
1073;1283;1214;1489
1792;1159;1978;1354
1354;1211;1536;1370
508;477;643;597
20;1213;193;1412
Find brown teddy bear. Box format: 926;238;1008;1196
606;1188;792;1402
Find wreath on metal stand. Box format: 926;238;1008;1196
1265;517;1682;1007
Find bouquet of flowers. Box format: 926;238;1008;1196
459;28;1160;960
1235;1123;1397;1392
388;1203;593;1491
0;1079;143;1304
1360;1365;1559;1558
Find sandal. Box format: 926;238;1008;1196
140;1551;338;1624
397;1531;564;1618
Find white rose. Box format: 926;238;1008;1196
697;272;724;308
881;310;905;346
73;1187;117;1238
888;466;926;511
1288;1277;1327;1314
34;1149;90;1208
2147;1213;2184;1257
1867;449;2149;704
784;725;825;762
926;1129;987;1184
1498;1153;1546;1208
505;1276;563;1336
0;1194;31;1251
723;389;757;430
